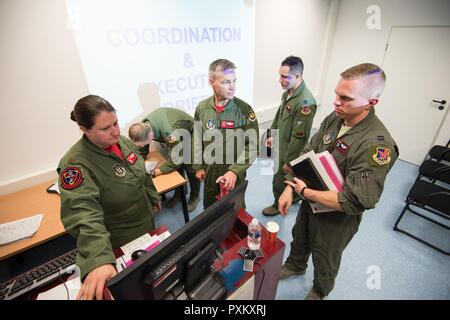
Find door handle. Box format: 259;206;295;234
432;100;446;110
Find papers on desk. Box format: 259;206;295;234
0;214;43;245
46;182;60;195
115;230;171;271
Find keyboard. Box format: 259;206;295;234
0;249;77;300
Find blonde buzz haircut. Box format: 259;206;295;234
340;63;386;98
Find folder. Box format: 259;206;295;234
290;156;329;191
289;150;344;213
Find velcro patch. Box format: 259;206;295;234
334;139;349;154
127;152;138;165
220;120;235;129
301;106;311;115
371;146;391;165
60;166;83;190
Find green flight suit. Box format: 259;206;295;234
285;108;398;297
270;81;317;208
140;108;200;200
141;107;200;201
193;96;259;209
58;135;160;280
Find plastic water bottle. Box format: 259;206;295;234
248;218;261;250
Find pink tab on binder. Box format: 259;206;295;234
318;153;344;191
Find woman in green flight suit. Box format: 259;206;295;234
58;95;160;300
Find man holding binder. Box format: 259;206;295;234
278;63;398;300
262;56;317;216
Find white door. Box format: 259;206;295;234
378;26;450;165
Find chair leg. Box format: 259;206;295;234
393;203;409;231
393;203;450;255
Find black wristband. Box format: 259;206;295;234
299;186;308;200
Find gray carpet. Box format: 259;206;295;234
155;158;450;300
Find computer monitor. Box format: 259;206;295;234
107;181;248;300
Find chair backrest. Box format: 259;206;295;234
419;160;450;184
428;140;450;162
408;180;450;216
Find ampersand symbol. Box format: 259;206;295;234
183;53;194;68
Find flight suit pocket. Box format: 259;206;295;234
281;114;293;142
292;118;306;140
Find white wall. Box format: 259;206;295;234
253;0;334;123
317;0;450;147
0;0;334;194
0;0;89;193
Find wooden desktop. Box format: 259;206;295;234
0;152;187;262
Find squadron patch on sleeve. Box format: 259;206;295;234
371;146;391;166
248;112;257;122
60;166;83;190
301;106;311;115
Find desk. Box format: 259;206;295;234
148;150;189;223
0;165;187;262
217;209;285;300
0;182;64;262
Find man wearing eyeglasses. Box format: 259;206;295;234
262;55;317;216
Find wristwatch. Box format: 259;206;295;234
299;186;308;201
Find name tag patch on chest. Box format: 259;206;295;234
220;120;235;129
126;152;138;165
113;164;126;177
61;166;83;190
334;139;349;154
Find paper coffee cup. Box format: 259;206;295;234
266;221;279;243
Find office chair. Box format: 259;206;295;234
393;178;450;255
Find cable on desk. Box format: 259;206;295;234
58;269;69;300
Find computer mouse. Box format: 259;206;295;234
131;249;147;261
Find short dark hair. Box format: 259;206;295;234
281;55;304;76
70;95;116;129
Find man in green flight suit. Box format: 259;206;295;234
128;107;201;212
193;59;259;209
58;95;160;300
277;63;399;300
262;55;317;216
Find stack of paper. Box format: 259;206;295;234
0;214;43;245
